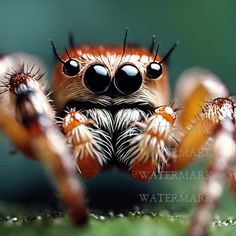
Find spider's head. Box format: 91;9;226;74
51;41;177;112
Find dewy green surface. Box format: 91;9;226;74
0;209;236;236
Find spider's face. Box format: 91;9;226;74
52;46;169;112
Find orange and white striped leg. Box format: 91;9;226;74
0;54;87;224
226;167;236;198
164;68;229;171
128;105;177;181
187;118;236;236
61;109;113;178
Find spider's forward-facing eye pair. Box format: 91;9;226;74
84;62;162;95
84;63;141;95
51;40;164;96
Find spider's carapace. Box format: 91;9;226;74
52;45;169;111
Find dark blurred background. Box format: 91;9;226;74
0;0;236;216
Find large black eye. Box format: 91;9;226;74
84;64;111;94
114;64;143;95
63;59;80;76
146;62;162;79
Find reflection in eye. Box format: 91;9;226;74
114;64;143;95
146;62;162;79
63;59;80;76
83;64;111;94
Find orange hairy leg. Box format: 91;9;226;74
0;55;87;224
175;68;229;128
226;167;236;198
131;160;157;181
128;74;223;179
130;105;177;181
164;95;236;236
164;116;216;171
164;69;229;171
17;93;87;224
61;110;102;178
163;68;236;236
0;108;31;156
187;118;236;236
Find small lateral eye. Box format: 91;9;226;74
84;64;111;94
114;64;143;95
63;59;80;76
146;62;162;79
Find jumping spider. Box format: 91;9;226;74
0;32;235;236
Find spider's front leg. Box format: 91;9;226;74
164;68;229;171
183;97;236;236
131;105;178;181
115;68;229;181
188;115;236;236
116;68;234;235
162;69;236;236
114;105;177;181
59;108;113;178
226;167;236;198
0;54;87;224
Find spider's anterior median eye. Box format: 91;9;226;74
84;64;111;94
114;64;142;95
63;59;80;76
146;62;162;79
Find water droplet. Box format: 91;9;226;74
98;215;105;221
89;213;98;220
108;211;114;217
12;217;18;222
117;213;124;218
